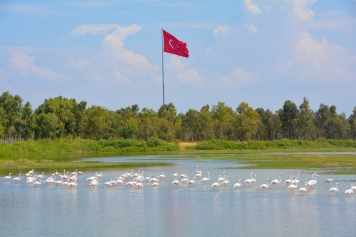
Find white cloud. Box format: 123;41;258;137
295;33;346;69
244;0;261;14
67;56;90;69
102;24;156;73
293;33;356;83
293;0;316;21
166;56;202;85
178;69;202;85
166;56;185;71
244;23;258;33
221;68;257;84
6;52;69;81
213;25;230;37
70;24;119;36
7;52;34;71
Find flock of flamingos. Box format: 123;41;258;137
2;165;356;196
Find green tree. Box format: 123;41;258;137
349;107;356;140
0;91;23;137
279;100;299;139
181;109;199;141
197;105;214;140
211;102;234;140
315;104;330;138
296;97;316;140
233;102;260;141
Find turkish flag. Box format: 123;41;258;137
163;30;189;58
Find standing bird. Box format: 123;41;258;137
194;165;203;175
211;182;220;191
259;179;270;189
201;172;210;184
323;173;334;186
270;173;282;189
3;173;12;181
345;188;354;196
170;180;181;188
187;178;196;188
299;182;309;192
330;182;339;196
351;183;356;192
221;176;231;187
234;179;244;189
12;174;22;182
287;182;298;193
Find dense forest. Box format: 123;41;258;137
0;91;355;141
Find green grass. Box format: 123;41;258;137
193;138;356;150
1;138;356;175
0;158;173;176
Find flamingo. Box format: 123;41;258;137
12;174;22;182
116;179;124;186
234;179;244;189
170;180;181;188
307;173;318;189
194;165;203;175
201;172;210;184
292;172;301;185
149;173;159;183
330;182;339;196
88;177;99;187
218;171;226;183
151;181;160;187
36;172;45;179
68;180;77;188
179;171;189;179
270;173;282;189
135;182;144;190
259;179;270;189
104;180;113;186
323;173;334;186
299;182;309;192
43;175;55;185
287;182;298;193
221;176;231;187
345;188;354;196
187;178;196;188
211;182;220;191
3;173;12;181
351;183;356;192
158;171;166;180
180;174;189;184
194;173;202;180
250;173;257;184
284;175;294;186
32;179;42;187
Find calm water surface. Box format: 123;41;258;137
1;155;356;236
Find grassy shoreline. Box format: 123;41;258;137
1;138;356;175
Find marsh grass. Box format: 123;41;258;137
187;153;356;174
0;159;173;176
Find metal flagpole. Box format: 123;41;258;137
161;28;165;105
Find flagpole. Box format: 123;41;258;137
161;28;165;105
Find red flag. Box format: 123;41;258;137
163;30;189;58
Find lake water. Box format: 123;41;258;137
1;155;356;236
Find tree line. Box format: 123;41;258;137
0;91;355;141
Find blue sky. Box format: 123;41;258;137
0;0;355;115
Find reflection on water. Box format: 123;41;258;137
1;156;356;236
